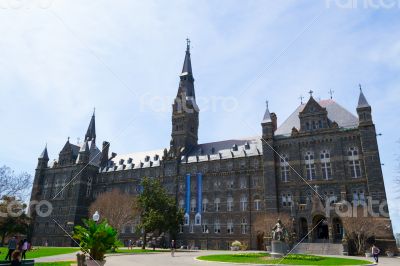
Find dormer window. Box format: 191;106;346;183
244;142;250;150
232;144;238;151
145;156;150;162
127;158;133;164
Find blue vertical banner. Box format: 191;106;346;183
197;172;202;214
185;173;191;215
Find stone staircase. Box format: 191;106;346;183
292;242;343;255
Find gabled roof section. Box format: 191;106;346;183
275;99;358;136
300;96;326;115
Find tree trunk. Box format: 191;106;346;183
142;231;147;249
1;232;6;246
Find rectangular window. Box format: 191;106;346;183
322;162;332;180
227;221;233;234
349;160;361;178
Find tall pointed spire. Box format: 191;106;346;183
85;109;96;142
39;144;49;160
357;85;370;108
181;38;193;75
262;100;272;123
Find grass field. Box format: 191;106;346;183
36;262;75;266
0;247;79;259
197;253;372;265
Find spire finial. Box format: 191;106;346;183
266;100;269;109
186;38;190;52
308;90;314;97
329;89;334;99
299;95;304;104
93;107;95;115
359;83;362;92
67;136;70;142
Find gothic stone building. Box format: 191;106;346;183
30;42;396;252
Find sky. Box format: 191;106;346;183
0;1;399;232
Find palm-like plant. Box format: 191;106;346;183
73;219;119;261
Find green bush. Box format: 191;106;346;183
73;219;119;261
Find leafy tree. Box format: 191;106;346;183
0;196;30;245
137;177;183;249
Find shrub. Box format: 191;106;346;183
73;219;119;261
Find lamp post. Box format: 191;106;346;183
205;229;209;250
93;211;100;223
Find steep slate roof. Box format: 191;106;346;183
108;137;263;171
275;99;358;136
357;90;370;108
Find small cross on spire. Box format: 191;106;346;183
266;100;269;109
299;95;304;104
308;90;314;97
359;83;362;92
329;89;334;99
186;38;191;51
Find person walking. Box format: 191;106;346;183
170;239;176;257
21;239;28;260
371;244;380;264
5;236;18;261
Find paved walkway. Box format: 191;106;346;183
34;249;400;265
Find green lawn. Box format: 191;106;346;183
36;262;75;266
0;247;79;259
197;253;372;265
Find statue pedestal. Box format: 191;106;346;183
270;240;286;258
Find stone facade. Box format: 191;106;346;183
30;42;396;252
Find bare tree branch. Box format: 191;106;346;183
88;189;139;233
0;165;32;200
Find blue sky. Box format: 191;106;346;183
0;1;399;232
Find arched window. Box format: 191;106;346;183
202;219;208;233
179;199;185;210
280;155;290;182
214;218;221;233
240;177;247;189
241;218;247;234
281;193;292;207
86;177;92;197
227;197;233;211
305;151;315;180
348;147;361;178
254;196;261;211
240;195;248;211
320;150;332;180
214;198;220;212
227;219;234;234
190;199;196;213
202;198;208;212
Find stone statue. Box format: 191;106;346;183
272;219;286;241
